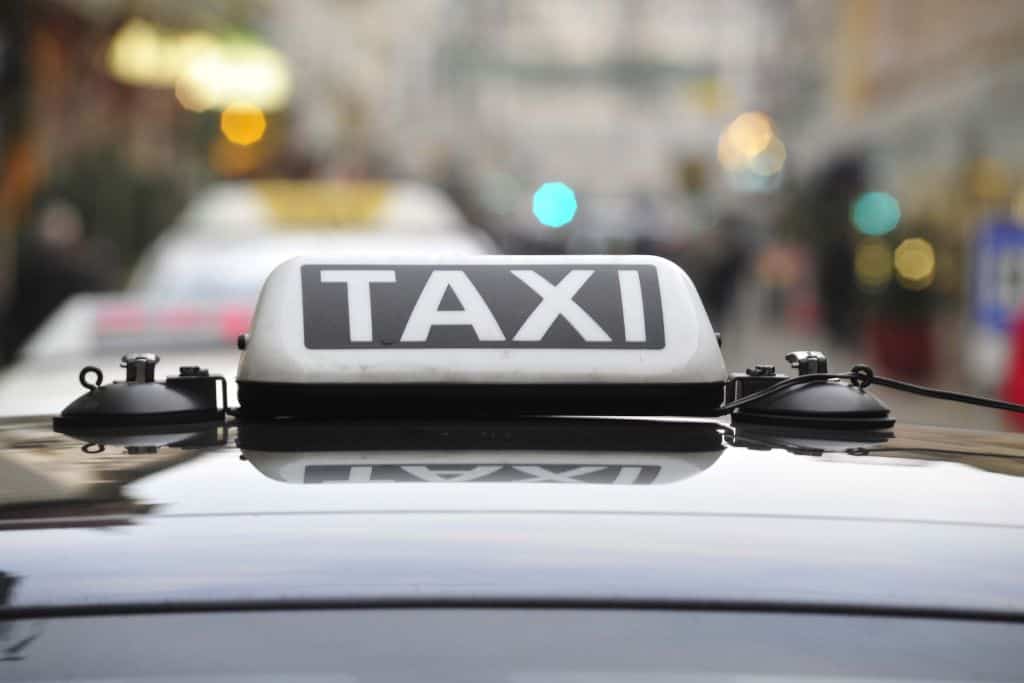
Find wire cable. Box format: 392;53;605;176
717;372;854;415
850;364;1024;414
719;363;1024;416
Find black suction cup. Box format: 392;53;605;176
53;353;227;433
731;351;894;430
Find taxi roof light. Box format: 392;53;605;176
237;255;727;418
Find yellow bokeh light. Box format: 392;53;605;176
106;18;164;86
176;42;292;113
854;239;892;290
729;112;774;156
220;103;267;146
716;132;746;171
717;111;784;175
175;73;218;113
106;19;293;112
894;237;936;290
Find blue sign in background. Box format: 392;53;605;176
973;218;1024;332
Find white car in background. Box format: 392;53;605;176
0;179;494;415
133;179;496;299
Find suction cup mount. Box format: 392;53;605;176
729;351;894;430
53;353;228;434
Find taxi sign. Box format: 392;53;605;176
237;255;726;417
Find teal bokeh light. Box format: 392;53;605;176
532;182;578;228
851;191;901;236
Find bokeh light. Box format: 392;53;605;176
725;112;773;157
175;41;293;112
854;239;893;290
532;182;578;228
717;111;786;183
106;18;166;86
106;18;292;112
220;103;267;146
894;237;936;290
175;58;222;112
851;191;901;236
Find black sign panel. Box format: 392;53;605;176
301;264;664;349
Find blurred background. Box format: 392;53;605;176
2;0;1024;428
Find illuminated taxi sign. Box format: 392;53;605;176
237;255;726;417
254;180;390;226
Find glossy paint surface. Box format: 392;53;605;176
1;416;1022;614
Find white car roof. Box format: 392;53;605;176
132;230;496;299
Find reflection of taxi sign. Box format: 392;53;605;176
239;418;725;485
237;255;726;417
245;453;719;486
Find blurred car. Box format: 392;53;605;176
131;178;496;300
0;295;249;415
0;179;494;416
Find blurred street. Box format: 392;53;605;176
2;0;1024;427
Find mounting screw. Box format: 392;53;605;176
785;351;829;375
121;352;159;383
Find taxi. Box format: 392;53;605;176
2;255;1023;680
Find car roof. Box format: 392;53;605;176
1;415;1023;617
130;230;496;299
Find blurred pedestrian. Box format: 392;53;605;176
3;199;117;357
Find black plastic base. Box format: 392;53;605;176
237;417;726;453
237;381;726;419
730;380;894;430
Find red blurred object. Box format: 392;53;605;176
865;316;934;380
219;305;253;343
1001;314;1024;430
160;306;206;331
96;304;146;334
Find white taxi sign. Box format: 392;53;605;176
237;255;726;417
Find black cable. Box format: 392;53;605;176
717;372;854;415
718;363;1024;416
854;367;1024;415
